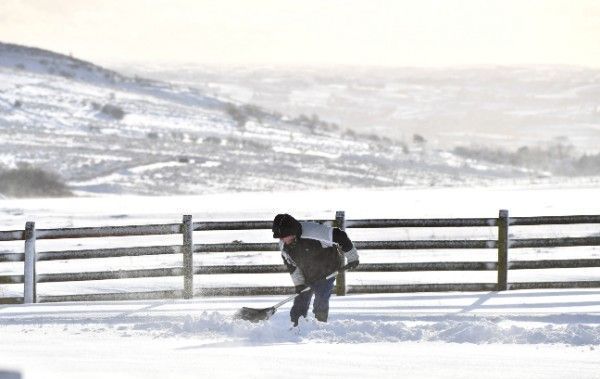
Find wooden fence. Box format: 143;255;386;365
1;210;599;304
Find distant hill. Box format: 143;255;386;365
1;42;598;197
0;42;126;85
134;63;600;153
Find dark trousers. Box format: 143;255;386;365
290;277;335;324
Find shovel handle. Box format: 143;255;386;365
272;264;353;309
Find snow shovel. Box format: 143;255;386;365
234;264;351;322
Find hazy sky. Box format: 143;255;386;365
1;0;599;67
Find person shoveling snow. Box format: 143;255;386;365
235;214;359;326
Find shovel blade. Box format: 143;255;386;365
234;306;276;322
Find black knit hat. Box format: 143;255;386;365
272;214;302;238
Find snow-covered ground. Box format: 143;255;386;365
1;291;599;379
1;185;599;378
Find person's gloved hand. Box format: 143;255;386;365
344;247;360;270
295;284;307;294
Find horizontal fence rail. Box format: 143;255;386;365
2;215;599;242
0;230;24;241
36;224;182;240
510;237;600;248
509;259;600;270
356;240;498;249
509;215;600;226
347;283;499;294
6;258;600;286
346;218;499;228
1;210;599;304
3;237;600;263
38;290;184;303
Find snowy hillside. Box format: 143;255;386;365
3;42;597;197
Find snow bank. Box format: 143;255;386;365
129;312;600;346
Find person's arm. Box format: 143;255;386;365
281;249;306;292
332;228;359;268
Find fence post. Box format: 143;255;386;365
24;222;37;304
335;211;347;296
497;209;509;291
182;215;194;299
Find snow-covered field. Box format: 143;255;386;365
1;185;599;378
1;291;599;379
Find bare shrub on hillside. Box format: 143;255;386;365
225;103;248;127
0;166;73;198
100;104;126;120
